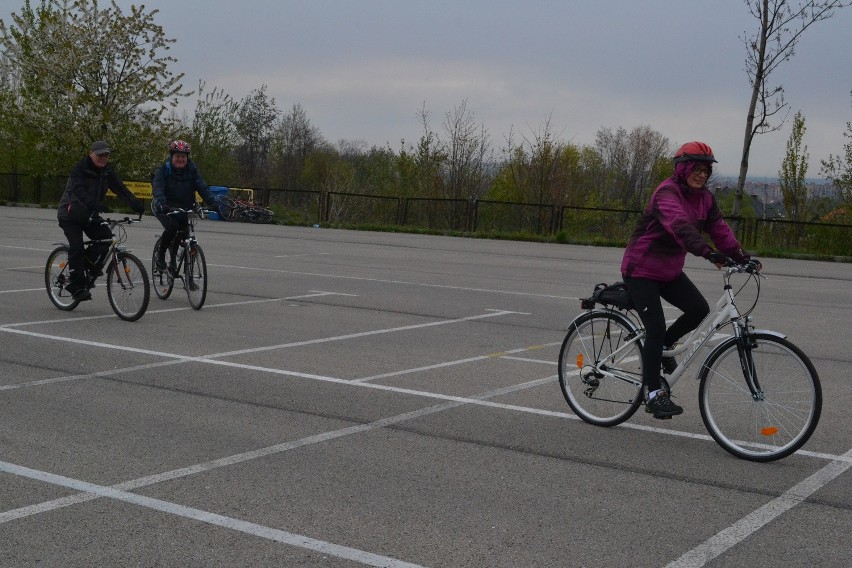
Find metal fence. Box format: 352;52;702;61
3;172;850;257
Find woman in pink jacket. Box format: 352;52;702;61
621;141;760;418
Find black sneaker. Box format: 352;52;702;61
72;288;92;302
646;392;683;418
661;356;678;375
155;256;167;272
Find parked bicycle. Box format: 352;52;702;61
216;194;273;223
557;260;821;462
45;215;150;322
151;206;208;310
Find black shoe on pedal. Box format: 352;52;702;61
646;392;683;418
72;288;92;302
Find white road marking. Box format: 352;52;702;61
665;448;852;568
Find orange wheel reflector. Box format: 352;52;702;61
59;262;66;268
761;427;779;436
124;266;131;274
576;354;584;368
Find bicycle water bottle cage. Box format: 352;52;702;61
581;282;634;310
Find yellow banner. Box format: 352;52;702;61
108;182;240;202
107;181;152;200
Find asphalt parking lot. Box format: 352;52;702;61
1;206;850;567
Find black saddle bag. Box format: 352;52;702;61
581;282;634;310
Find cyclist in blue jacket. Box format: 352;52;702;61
621;141;760;419
151;140;218;271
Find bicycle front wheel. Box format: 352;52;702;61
45;246;80;311
106;252;150;322
558;311;644;426
152;237;174;300
184;243;207;310
699;333;822;462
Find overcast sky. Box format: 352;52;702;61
4;0;850;178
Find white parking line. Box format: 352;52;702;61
665;448;852;568
0;376;554;565
0;460;426;568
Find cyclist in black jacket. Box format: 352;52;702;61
151;140;217;271
57;140;145;301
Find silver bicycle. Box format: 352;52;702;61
45;215;150;322
151;206;208;310
558;261;821;462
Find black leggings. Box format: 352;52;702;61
623;273;709;392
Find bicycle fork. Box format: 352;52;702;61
734;325;763;400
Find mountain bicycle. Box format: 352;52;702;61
215;194;273;223
151;206;208;310
557;261;821;462
45;215;150;322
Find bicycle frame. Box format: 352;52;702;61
589;267;774;392
86;216;141;282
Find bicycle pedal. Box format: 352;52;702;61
654;414;673;420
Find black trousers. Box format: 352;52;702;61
58;218;111;290
623;273;709;392
154;211;189;261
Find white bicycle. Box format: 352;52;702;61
558;261;821;462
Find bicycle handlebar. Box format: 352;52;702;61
725;259;765;278
96;213;143;225
165;206;207;217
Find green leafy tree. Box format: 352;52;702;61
820;91;852;209
779;110;809;222
269;103;324;191
189;82;239;186
0;0;186;175
233;85;278;186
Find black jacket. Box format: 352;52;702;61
57;156;143;224
151;159;215;210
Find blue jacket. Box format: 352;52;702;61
151;158;215;210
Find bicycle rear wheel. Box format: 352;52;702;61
45;246;80;311
152;237;174;300
558;311;644;426
698;333;821;462
184;243;207;310
106;252;150;322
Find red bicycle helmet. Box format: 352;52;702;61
169;139;191;154
673;141;716;164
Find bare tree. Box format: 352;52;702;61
442;99;493;201
731;0;852;219
595;126;670;208
502;115;565;206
